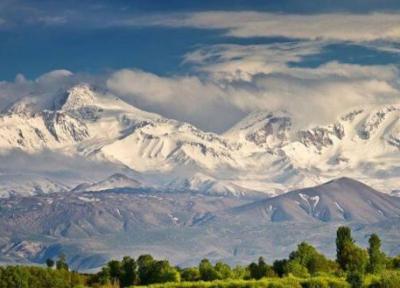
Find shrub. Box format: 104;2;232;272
0;265;84;288
368;271;400;288
286;260;310;278
299;276;349;288
301;278;329;288
181;267;201;282
346;272;364;288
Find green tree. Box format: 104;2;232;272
214;261;233;279
336;226;354;271
343;243;368;274
89;266;111;286
0;265;84;288
180;267;200;282
137;255;179;285
289;242;337;275
199;259;219;281
249;262;260;279
120;256;137;287
46;258;54;269
342;244;368;288
249;257;275;279
107;260;121;284
367;233;386;274
347;271;364;288
286;259;310;278
390;255;400;269
232;265;248;279
273;259;288;277
335;227;370;287
55;254;69;271
137;254;155;285
150;260;180;284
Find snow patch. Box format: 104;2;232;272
78;196;99;202
335;202;345;213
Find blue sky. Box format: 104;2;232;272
2;0;400;80
1;0;400;131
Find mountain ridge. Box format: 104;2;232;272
227;177;400;223
0;177;399;269
0;83;399;197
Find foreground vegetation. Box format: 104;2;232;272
1;226;400;288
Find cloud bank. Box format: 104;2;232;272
105;42;399;131
8;5;400;43
3;64;400;133
107;69;398;131
1;43;399;133
134;12;400;42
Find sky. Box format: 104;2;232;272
1;0;400;132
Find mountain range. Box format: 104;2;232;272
0;177;399;270
1;83;400;269
0;83;399;198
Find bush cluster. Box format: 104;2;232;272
0;265;83;288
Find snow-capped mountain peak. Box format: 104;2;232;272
58;84;96;111
224;110;292;149
0;84;399;198
5;83;98;115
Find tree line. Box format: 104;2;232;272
1;226;400;287
86;226;400;288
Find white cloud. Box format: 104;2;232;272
0;70;75;112
106;69;245;132
184;41;326;81
240;68;398;128
131;11;400;42
107;42;400;131
3;43;399;133
36;16;67;25
2;7;399;133
106;66;399;131
186;42;399;82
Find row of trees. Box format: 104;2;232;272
86;226;400;288
88;255;180;287
336;227;387;287
1;226;398;287
46;253;69;271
